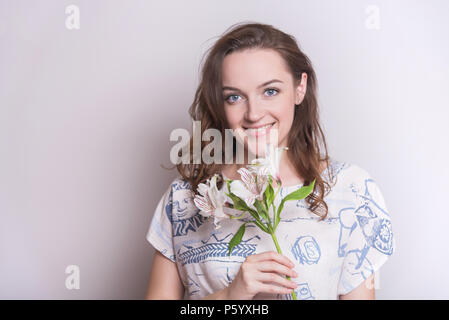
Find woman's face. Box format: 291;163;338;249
222;48;307;159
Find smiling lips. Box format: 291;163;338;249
243;122;275;137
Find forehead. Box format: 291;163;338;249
222;48;292;87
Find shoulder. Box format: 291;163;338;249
327;158;375;187
336;161;392;221
326;159;387;208
170;175;194;194
345;162;374;180
164;175;199;221
154;176;194;216
341;162;382;200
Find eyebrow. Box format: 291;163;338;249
222;79;284;92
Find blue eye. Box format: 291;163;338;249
224;88;279;104
265;88;279;96
225;94;241;104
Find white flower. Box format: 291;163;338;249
193;174;228;229
249;143;288;183
229;166;269;208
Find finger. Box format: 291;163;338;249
256;282;296;295
252;251;295;268
256;272;298;290
256;261;298;278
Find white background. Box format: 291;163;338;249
1;0;448;299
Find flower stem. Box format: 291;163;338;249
270;232;297;300
271;183;282;231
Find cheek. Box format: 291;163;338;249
271;100;295;142
275;98;295;127
224;107;244;128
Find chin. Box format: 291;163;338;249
246;138;271;158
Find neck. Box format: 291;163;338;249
273;151;303;188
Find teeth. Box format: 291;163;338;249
244;123;274;132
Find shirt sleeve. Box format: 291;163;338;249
337;167;396;296
146;182;176;263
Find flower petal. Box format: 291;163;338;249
193;195;213;214
197;183;209;197
237;167;255;187
230;180;255;206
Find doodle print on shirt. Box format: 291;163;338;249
177;230;261;266
291;236;321;265
279;282;315;300
185;274;202;297
337;175;394;284
167;181;209;237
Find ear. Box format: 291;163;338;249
295;72;308;105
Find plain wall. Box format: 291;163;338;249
1;0;448;299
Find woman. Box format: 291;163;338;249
145;22;395;300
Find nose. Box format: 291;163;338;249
245;97;264;123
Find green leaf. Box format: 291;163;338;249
229;211;246;219
225;191;269;233
251;218;270;233
225;192;250;212
263;182;275;208
254;198;273;233
254;199;268;221
283;178;316;202
224;174;272;233
275;179;316;229
228;223;246;256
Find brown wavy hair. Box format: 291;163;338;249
170;21;336;220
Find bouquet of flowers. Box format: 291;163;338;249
193;143;316;300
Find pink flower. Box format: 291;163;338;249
193;174;228;229
229;167;269;208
